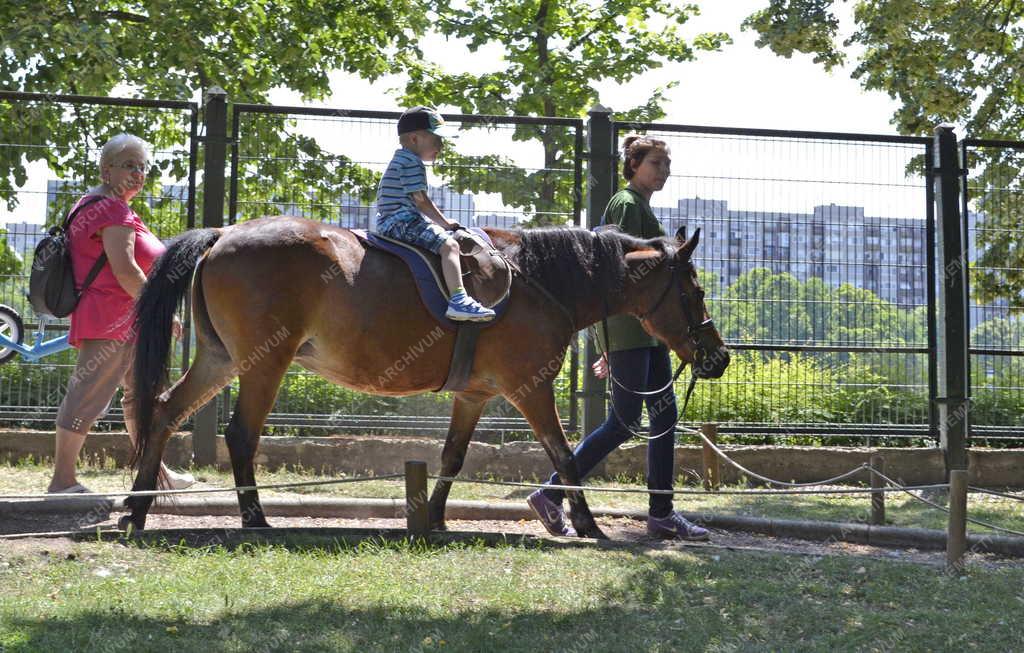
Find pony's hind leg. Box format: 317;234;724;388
225;358;294;528
510;384;606;539
428;392;490;530
122;350;235;531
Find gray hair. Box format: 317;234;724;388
99;133;150;171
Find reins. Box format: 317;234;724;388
594;253;716;441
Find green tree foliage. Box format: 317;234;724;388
721;268;811;343
0;1;427;224
716;267;923;352
743;0;1024;307
713;267;931;412
969;316;1024;427
400;0;729;225
0;230;22;276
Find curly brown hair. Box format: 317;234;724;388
621;134;669;180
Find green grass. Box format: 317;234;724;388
4;460;1024;535
1;538;1022;652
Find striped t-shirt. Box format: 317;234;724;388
376;147;427;222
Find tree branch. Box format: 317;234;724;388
566;5;620;52
91;10;149;23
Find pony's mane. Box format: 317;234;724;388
506;227;671;313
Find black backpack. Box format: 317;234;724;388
29;196;108;318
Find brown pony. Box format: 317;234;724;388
122;216;729;538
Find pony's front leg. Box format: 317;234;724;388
510;384;606;539
428;392;490;530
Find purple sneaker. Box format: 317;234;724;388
527;489;576;537
647;512;710;541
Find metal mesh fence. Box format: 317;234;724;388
612;124;934;443
5;93;1021;448
0;92;197;428
964;139;1024;443
229;106;583;438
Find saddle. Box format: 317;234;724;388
351;227;513;392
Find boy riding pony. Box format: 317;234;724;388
376;106;495;322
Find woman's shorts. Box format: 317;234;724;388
377;212;451;254
56;338;134;434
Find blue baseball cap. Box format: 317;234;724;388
397;106;459;138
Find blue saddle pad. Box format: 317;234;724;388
351;227;509;331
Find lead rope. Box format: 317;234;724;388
593;309;694;442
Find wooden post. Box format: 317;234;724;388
946;469;968;572
701;423;720;492
869;454;885;526
405;460;429;538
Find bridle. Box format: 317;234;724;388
596;250;719;441
635;256;718;350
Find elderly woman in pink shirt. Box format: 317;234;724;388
48;134;193;493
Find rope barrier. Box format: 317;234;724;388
0;473;403;502
429;475;948;496
872;468;1024;538
681;423;876;487
684;424;1024;536
969;486;1024;503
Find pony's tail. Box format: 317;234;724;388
131;228;222;467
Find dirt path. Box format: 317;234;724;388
4;506;1022;570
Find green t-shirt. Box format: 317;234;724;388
597;188;664;352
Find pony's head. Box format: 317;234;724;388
626;227;730;378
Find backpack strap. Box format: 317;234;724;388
62;196;109;295
78;253;108;295
61;195;105;232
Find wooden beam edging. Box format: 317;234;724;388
6;497;1024;558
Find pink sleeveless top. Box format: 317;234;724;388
66;195;165;347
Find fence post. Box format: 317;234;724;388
932;124;969;477
582;105;615;439
701;423;720;491
405;460;430;538
192;86;228;467
925;140;939;444
946;468;968;572
869;453;885;526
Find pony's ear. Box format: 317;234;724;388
677;227;700;259
675;225;687;242
625;249;663;264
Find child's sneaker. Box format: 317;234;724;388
446;294;496;322
647;511;710;541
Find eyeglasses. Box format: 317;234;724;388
115;161;150;174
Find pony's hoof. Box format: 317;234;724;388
430;521;448;532
576;524;608;540
242;520;271;529
117;514;144;534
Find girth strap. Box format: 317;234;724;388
439;323;483;392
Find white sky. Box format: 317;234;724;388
4;1;911;226
273;1;900;132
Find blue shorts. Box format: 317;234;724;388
377;212;451;254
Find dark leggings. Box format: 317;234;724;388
542;345;677;518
